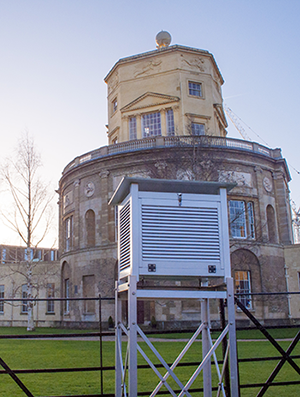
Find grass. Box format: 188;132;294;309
0;328;299;396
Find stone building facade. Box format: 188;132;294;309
57;34;295;328
0;245;59;327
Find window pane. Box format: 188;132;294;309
129;117;137;140
22;284;28;313
166;109;175;136
47;283;55;313
229;200;247;238
191;122;205;135
0;285;4;313
189;81;202;97
247;202;255;239
64;279;69;313
142;112;161;137
235;271;252;309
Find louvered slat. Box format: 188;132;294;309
119;200;131;271
142;205;220;261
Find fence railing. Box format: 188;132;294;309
0;293;299;397
62;135;281;175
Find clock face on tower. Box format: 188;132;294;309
263;177;272;193
84;182;95;197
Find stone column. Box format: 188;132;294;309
99;170;110;245
273;170;293;244
73;179;81;249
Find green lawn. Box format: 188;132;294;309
0;328;299;396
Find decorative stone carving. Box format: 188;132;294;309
84;182;95;197
263;177;273;192
74;179;80;187
99;170;110;179
63;191;73;208
134;60;162;78
219;170;252;187
180;55;205;72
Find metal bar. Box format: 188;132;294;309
151;323;205;396
256;330;300;397
178;325;229;397
98;295;103;396
217;341;230;397
208;331;225;397
128;275;138;397
136;290;227;299
227;277;240;397
201;299;212;397
135;342;178;397
219;298;230;397
0;357;34;397
235;298;300;375
115;281;123;397
137;326;193;397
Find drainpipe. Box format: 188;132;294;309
284;264;292;319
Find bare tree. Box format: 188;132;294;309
1;133;55;331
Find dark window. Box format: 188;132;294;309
65;216;73;251
191;122;205;135
86;210;96;246
0;285;4;313
22;284;28;313
267;205;276;243
47;283;55;313
189;81;202;97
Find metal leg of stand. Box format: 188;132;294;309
115;281;122;397
201;298;212;397
128;275;138;396
226;277;240;397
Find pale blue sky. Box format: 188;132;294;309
0;0;299;245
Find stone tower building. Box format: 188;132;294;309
58;33;293;328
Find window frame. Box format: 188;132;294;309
0;285;4;313
191;122;205;136
188;81;203;98
142;111;161;137
235;271;252;309
21;284;28;314
46;283;55;314
65;216;73;252
229;200;256;240
166;109;175;136
64;278;70;314
129;116;137;140
112;97;117;113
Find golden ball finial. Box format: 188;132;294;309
156;31;172;49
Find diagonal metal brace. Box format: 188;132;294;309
235;297;300;375
0;356;34;397
256;331;300;397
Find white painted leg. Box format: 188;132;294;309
115;281;122;397
128;275;138;396
226;277;240;397
201;298;212;397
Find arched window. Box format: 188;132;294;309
266;205;276;243
231;249;261;310
85;210;95;246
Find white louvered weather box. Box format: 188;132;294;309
109;177;234;281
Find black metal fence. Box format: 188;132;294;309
0;293;299;397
